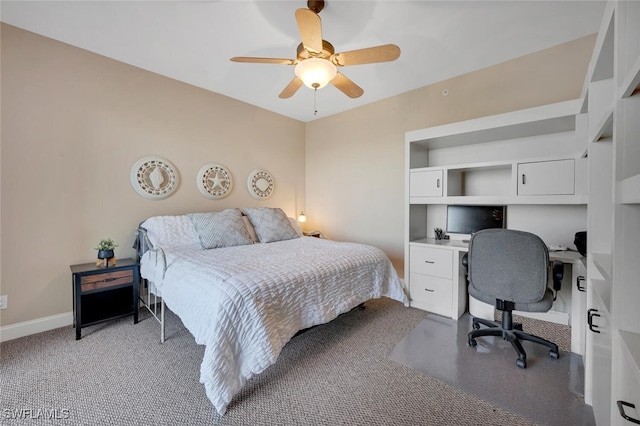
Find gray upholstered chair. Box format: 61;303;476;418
466;228;560;368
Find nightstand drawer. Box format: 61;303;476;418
409;246;453;279
409;272;452;313
80;269;133;292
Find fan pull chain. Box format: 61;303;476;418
313;87;318;115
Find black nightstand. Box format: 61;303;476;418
303;230;326;238
70;258;139;340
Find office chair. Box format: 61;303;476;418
465;229;561;368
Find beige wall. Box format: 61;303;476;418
0;24;305;326
304;34;596;273
0;23;596;329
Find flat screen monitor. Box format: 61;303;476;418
446;205;506;236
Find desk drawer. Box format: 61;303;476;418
410;246;453;279
409;272;452;310
81;269;133;292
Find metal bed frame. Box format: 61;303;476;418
136;227;169;343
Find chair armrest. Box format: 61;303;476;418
552;260;564;292
461;253;469;270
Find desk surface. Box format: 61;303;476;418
409;238;585;265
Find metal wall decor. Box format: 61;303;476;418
247;168;275;200
130;156;179;200
197;162;233;199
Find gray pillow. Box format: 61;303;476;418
187;208;254;249
243;207;300;243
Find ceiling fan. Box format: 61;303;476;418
230;0;401;99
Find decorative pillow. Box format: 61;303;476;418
243;207;300;243
140;215;201;250
243;215;259;243
288;217;303;237
187;208;254;249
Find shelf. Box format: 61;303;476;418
618;174;640;204
584;3;615;86
590;107;614;142
620;54;640;98
405;100;580;150
591;278;611;320
588;77;615;142
592;253;612;283
410;194;587;206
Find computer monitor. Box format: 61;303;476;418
446;205;506;237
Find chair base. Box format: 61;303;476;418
468;311;559;368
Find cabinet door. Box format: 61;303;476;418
612;332;640;426
517;159;575;195
410;169;443;197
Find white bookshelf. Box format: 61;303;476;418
584;1;640;424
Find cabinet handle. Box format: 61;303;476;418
424;260;435;264
522;174;526;185
576;276;586;292
424;288;434;292
587;308;601;333
617;401;640;424
436;178;441;188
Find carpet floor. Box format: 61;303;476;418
0;298;589;425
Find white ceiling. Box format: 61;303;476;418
1;1;606;122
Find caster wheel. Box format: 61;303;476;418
469;338;477;347
549;350;559;359
472;322;481;330
516;359;527;368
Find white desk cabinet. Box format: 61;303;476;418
407;241;467;320
408;245;455;318
517;159;575;195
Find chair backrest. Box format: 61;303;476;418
467;229;549;305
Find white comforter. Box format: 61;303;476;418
140;236;407;415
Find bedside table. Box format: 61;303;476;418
70;258;139;340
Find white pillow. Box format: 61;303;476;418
243;207;300;243
188;209;254;249
140;215;201;250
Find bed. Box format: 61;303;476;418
136;207;408;415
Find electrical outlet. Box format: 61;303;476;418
0;295;7;309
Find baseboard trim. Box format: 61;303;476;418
0;312;73;342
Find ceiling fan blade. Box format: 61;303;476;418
331;72;364;98
230;57;296;65
295;8;323;55
279;77;304;99
331;44;401;67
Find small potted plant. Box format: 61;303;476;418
95;238;118;266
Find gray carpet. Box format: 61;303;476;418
388;313;594;426
2;298;565;425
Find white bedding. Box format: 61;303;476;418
140;236;407;415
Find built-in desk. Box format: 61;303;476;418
407;238;587;355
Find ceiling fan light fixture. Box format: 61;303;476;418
295;58;337;90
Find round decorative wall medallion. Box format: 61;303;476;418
247;169;275;200
130;156;179;200
197;162;233;199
